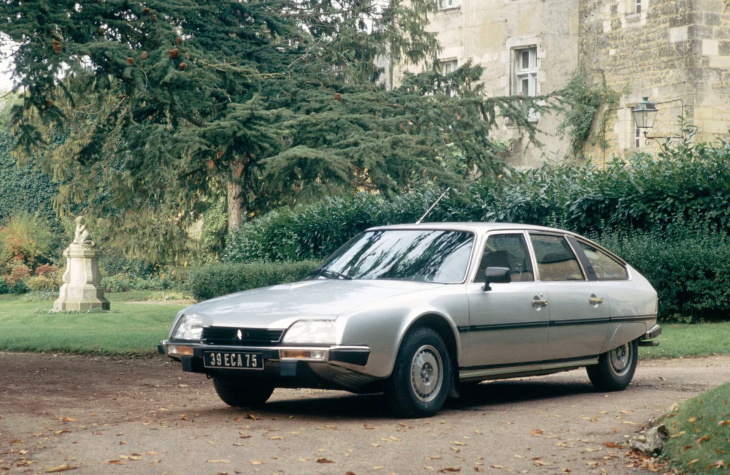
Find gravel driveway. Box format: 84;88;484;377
2;352;729;474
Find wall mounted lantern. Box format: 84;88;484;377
631;97;658;131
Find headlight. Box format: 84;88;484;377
171;314;204;340
282;320;336;345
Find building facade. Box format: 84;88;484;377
390;0;730;167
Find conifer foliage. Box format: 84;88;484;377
0;0;545;261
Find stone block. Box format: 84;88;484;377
669;26;688;42
709;55;730;68
702;39;719;56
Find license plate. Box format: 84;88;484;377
203;351;264;370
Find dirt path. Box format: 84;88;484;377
2;352;729;474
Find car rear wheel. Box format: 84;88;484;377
212;377;275;407
586;339;638;391
385;327;452;418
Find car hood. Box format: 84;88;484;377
181;279;444;329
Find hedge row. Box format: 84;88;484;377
597;228;730;322
224;141;730;263
188;260;320;301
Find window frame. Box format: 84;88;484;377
512;46;539;122
438;0;460;10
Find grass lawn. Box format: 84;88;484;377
662;383;730;473
1;292;729;358
640;322;730;359
0;292;189;355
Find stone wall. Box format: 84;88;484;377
391;0;581;168
390;0;730;166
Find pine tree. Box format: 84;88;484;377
0;0;548;262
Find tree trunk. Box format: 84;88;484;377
227;158;246;234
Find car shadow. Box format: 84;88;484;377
229;379;597;419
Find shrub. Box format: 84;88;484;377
102;273;176;293
7;264;31;285
26;275;59;292
188;260;320;301
9;278;28;294
0;212;57;269
596;227;730;322
225;139;730;264
0;276;8;294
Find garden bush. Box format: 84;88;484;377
596;226;730;323
188;260;320;301
225;139;730;264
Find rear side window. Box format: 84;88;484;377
576;241;628;280
530;234;585;281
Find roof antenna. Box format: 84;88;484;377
416;187;451;225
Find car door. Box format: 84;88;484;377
529;233;610;360
464;232;549;368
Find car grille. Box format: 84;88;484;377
202;327;284;346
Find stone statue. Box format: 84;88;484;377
54;215;109;311
72;216;94;246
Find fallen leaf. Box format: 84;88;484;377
441;467;461;472
59;417;76;423
530;429;544;436
453;441;466;446
245;414;259;420
586;461;599;467
364;424;377;430
207;460;230;464
619;410;630;415
696;435;712;445
108;460;126;465
429;456;442;460
54;430;70;435
474;467;484;473
683;445;695;451
399;422;409;428
688;417;697;422
316;425;338;430
316;458;334;464
45;465;77;473
604;442;624;449
372;466;384;470
269;436;284;440
532;458;551;467
249;460;264;465
670;431;686;438
687;459;700;466
713;460;725;469
561;469;571;473
719;420;730;426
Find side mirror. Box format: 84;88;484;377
484;266;510;291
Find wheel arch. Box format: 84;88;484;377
403;313;461;385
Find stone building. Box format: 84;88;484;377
388;0;730;167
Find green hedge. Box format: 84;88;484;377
188;260;320;301
597;228;730;322
224;141;730;263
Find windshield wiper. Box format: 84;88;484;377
308;268;352;280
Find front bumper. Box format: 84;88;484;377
159;340;374;391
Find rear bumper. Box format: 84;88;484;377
638;324;662;347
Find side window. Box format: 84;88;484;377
577;241;628;280
475;233;534;283
530;234;585;281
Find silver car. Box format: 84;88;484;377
160;223;660;417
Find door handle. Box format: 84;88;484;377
589;296;604;305
532;298;548;307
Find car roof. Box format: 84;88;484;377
367;222;575;235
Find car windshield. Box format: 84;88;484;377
313;229;475;283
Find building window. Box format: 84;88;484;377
513;47;538;121
440;59;458;96
634;0;642;14
439;0;460;10
634;118;642;148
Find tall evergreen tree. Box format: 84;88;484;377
0;0;546;262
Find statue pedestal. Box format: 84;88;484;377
53;244;110;311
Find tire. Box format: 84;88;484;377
587;339;638;392
385;327;452;418
212;377;275;408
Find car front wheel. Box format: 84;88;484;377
212;377;275;407
385;327;452;418
586;339;638;391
